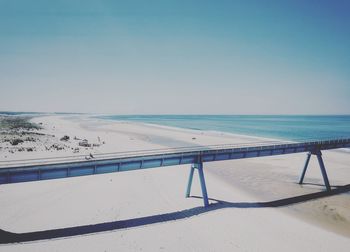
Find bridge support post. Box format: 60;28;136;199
316;151;331;191
185;159;209;207
185;165;195;198
299;152;311;184
298;150;331;191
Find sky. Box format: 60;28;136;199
0;0;349;114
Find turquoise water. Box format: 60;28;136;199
97;115;350;141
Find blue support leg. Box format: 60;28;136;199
299;152;311;184
315;151;331;191
197;162;209;207
185;165;195;198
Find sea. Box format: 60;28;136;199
97;115;350;141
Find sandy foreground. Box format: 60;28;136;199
0;115;350;251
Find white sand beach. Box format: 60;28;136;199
0;115;350;251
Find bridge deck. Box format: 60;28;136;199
1;138;349;185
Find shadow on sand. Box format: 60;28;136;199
1;184;349;244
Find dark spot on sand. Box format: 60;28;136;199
60;135;70;141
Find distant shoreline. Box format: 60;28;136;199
96;114;350;141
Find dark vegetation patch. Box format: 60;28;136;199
9;139;24;145
0;131;47;136
46;144;65;151
0;116;45;148
60;135;70;141
0;116;42;131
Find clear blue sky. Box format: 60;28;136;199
0;0;349;114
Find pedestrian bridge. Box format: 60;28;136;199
1;138;349;206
